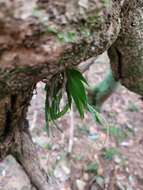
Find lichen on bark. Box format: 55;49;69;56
0;0;121;97
109;0;143;96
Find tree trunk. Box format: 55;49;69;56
89;0;143;107
0;85;49;190
12;120;49;190
108;0;143;96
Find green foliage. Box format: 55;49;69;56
44;143;53;150
85;162;99;174
45;27;58;35
74;154;84;161
94;176;104;188
80;27;91;38
44;68;88;132
103;125;133;143
87;104;104;125
66;68;88;118
45;72;69;133
101;0;110;6
127;100;140;112
57;31;77;43
44;68;106;134
101;147;119;160
44;26;77;43
103;126;125;140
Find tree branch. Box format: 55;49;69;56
0;0;122;98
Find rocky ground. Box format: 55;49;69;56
0;53;143;190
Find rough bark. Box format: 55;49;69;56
0;84;49;190
108;0;143;96
0;0;121;98
12;120;49;190
83;0;143;107
0;84;34;153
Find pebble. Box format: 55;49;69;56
76;179;86;190
114;155;122;164
83;173;89;181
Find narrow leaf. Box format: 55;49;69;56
67;74;87;106
68;68;88;85
87;104;103;125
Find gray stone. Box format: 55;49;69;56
0;156;32;190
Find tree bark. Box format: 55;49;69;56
108;0;143;96
0;0;121;98
0;84;49;189
12;120;49;190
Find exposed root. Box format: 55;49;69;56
11;120;49;190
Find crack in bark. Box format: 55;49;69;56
4;105;12;136
115;47;123;79
4;95;18;138
12;120;49;190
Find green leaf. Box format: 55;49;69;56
56;104;69;118
46;27;58;35
86;162;99;174
67;70;87;106
87;104;103;125
70;79;87;105
95;176;104;188
65;68;89;118
66;84;72;108
67;82;84;118
66;81;85;118
68;68;88;85
102;148;119;160
74;97;85;118
45;84;50;135
50;104;69;121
